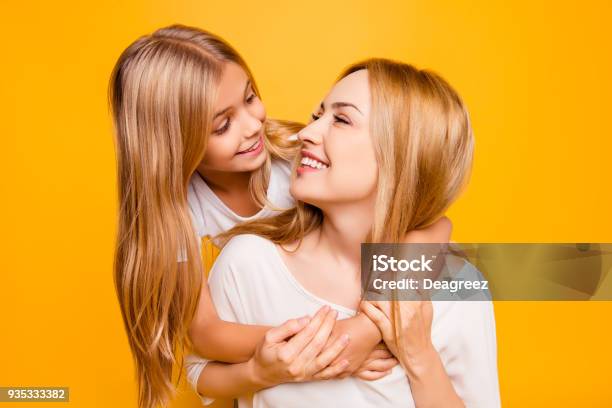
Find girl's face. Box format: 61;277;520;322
291;69;378;207
198;62;267;174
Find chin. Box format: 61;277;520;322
239;153;267;172
289;184;325;207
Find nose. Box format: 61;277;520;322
297;120;324;145
242;108;263;139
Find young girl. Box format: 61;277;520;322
109;25;451;408
191;59;500;407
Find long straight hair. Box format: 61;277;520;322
217;57;474;345
220;58;473;245
109;25;299;408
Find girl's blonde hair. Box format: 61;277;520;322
109;24;299;408
220;58;474;245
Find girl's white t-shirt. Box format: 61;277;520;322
187;159;294;240
187;234;501;408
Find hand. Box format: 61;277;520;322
248;305;351;387
353;343;399;381
360;300;435;377
361;301;466;408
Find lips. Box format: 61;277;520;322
297;150;330;174
300;150;330;166
237;136;263;155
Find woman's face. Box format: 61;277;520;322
198;62;267;174
291;69;378;207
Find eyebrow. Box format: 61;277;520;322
320;101;363;115
213;80;252;120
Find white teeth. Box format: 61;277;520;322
300;156;329;169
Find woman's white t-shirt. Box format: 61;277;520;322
187;234;501;408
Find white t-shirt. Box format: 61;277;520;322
187;159;294;240
187;234;501;408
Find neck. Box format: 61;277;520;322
198;168;251;194
313;197;375;270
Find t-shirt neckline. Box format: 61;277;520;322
197;165;277;222
262;237;358;316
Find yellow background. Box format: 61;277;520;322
1;0;611;407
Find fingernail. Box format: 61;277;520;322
341;359;350;368
299;316;310;325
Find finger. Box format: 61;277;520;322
279;306;330;362
294;309;338;370
355;369;393;381
264;315;311;344
313;358;350;380
360;302;393;341
360;357;399;373
369;300;392;319
357;351;393;370
312;333;350;375
366;349;393;360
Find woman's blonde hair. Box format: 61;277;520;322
109;24;299;408
219;57;474;369
220;58;474;245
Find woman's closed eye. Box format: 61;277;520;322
333;114;350;125
310;112;350;125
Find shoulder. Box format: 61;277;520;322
432;296;496;345
208;234;279;296
210;234;275;275
221;233;273;256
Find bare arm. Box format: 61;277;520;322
195;360;262;398
189;281;268;362
402;345;465;408
361;301;464;408
197;308;350;399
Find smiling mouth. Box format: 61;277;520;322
299;156;329;170
237;136;263;155
297;150;330;174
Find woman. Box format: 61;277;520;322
109;25;450;408
191;59;500;407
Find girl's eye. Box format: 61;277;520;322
246;93;257;104
334;115;350;125
214;118;231;135
311;113;321;121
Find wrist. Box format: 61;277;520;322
401;343;440;382
246;358;272;389
356;311;382;343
